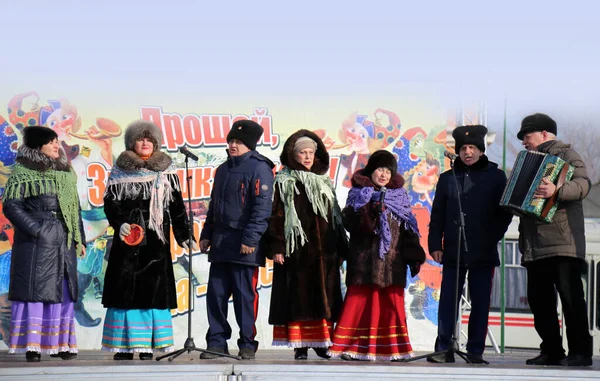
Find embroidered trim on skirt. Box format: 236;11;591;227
8;279;77;354
101;308;174;353
328;284;413;361
272;319;333;348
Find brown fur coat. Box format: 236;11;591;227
265;130;346;325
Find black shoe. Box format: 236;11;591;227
113;352;134;360
238;348;255;360
525;353;565;366
559;354;593;367
139;353;153;360
466;352;486;364
199;347;229;359
26;351;41;362
294;348;308;360
340;353;361;361
426;352;455;363
50;352;77;360
312;347;330;359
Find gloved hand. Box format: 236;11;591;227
200;240;211;253
119;223;131;241
408;262;421;277
371;202;385;214
181;240;200;252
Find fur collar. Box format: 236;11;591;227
16;145;70;172
351;170;405;189
115;150;173;172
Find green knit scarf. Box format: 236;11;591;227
3;164;82;253
274;167;344;257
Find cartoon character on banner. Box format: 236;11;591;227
336;109;402;189
67;118;123;327
393;126;448;324
8;91;81;136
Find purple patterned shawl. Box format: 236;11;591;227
346;186;419;259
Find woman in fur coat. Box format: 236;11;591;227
3;126;85;362
265;130;347;360
101;120;194;360
328;150;426;361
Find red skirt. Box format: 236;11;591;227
328;284;413;361
272;319;334;348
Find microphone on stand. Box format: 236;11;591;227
444;150;458;161
179;146;199;161
377;186;387;214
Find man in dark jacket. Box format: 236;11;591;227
199;120;274;360
427;125;512;364
517;113;593;367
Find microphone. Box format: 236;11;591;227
444;150;458;160
179;146;199;161
377;186;387;214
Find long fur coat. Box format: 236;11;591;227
265;130;347;325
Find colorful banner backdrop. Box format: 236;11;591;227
0;91;468;351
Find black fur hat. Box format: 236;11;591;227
452;125;488;153
364;150;397;178
226;120;263;151
124;120;163;152
23;126;58;150
517;113;557;140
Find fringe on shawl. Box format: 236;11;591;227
274;168;344;257
104;166;180;243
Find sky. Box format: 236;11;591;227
2;0;599;140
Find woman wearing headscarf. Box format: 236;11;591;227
265;129;347;360
101;120;194;360
328;150;426;361
3;126;85;362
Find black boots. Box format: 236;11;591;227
50;352;77;360
26;351;41;362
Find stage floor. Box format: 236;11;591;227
0;349;598;381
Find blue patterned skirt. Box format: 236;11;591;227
101;308;174;353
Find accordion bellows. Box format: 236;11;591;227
501;150;574;223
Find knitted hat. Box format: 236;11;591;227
293;136;317;155
517;113;557;140
227;120;264;151
452;125;488;153
364;150;397;178
124;120;162;152
23;126;58;150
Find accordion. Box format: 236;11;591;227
500;150;574;223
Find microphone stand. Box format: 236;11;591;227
157;154;240;361
403;157;487;364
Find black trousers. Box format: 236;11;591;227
435;265;494;355
526;256;592;357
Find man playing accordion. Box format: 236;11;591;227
517;113;593;367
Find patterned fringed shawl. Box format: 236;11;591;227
274;167;344;257
104;164;180;243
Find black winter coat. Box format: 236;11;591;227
428;155;512;268
101;151;190;310
3;147;84;303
